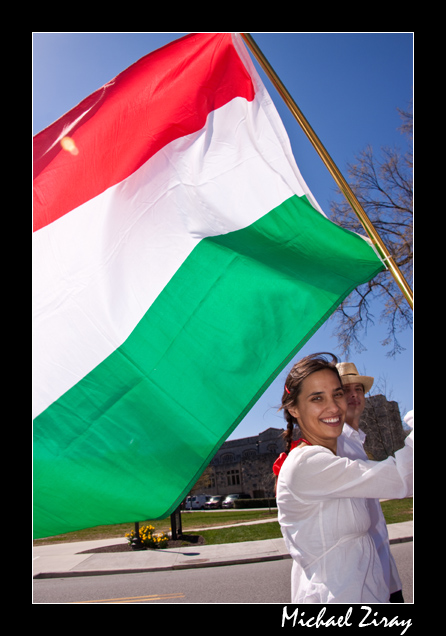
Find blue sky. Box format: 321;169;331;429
32;32;413;439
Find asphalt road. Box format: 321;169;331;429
33;541;413;604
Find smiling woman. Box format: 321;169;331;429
280;352;346;455
286;368;346;454
275;352;413;604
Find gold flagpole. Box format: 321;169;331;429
240;33;413;310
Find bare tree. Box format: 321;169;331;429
329;105;413;357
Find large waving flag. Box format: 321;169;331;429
33;33;384;539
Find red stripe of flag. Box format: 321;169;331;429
33;33;255;232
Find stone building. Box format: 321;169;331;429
360;394;409;460
196;427;285;499
192;395;409;499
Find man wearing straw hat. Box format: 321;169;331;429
336;361;404;603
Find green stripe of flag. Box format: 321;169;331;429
33;194;383;538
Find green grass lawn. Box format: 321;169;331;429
33;498;412;546
380;497;413;524
190;520;283;545
194;498;413;545
33;508;278;545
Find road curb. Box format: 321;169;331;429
33;552;293;579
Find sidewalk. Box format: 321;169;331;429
33;520;413;579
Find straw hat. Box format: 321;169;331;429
336;362;374;394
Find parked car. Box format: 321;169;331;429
222;493;251;508
185;494;209;510
204;495;224;509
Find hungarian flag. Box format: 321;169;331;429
33;33;384;539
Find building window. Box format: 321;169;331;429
227;469;240;486
221;453;235;464
242;449;257;460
